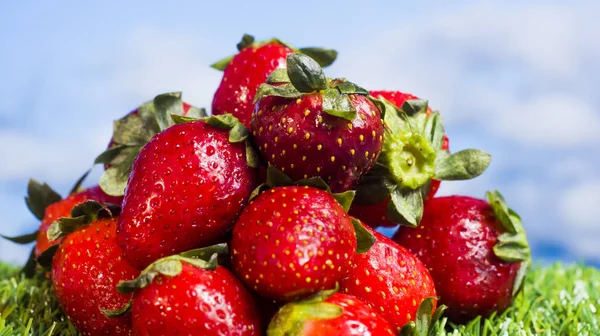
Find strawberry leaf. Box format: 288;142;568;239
387;187;423;227
245;141;260;168
298;47;338;67
266;164;294;187
350;218;375;254
322;88;357;121
332;190;355;212
36;244;59;269
1;231;38;244
434;149;491;181
487;190;531;263
266;68;291;84
236;33;255;51
101;300;132;318
154;92;183;131
253;83;303;103
25;179;62;221
171;114;200;125
335;81;369;95
179;243;229;265
210;55;235;71
21;247;37;278
286;53;327;93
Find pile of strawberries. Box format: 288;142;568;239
4;34;531;335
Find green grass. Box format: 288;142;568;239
0;263;598;335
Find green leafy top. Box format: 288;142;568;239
355;97;492;227
267;288;343;336
254;53;369;121
400;297;447;336
103;244;228;318
250;165;375;254
94;92;206;197
24;179;62;221
210;34;338;71
487;190;531;295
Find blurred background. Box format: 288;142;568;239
0;1;598;267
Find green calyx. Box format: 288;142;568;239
95;92;207;196
25;179;62;221
399;297;447;336
173;113;259;169
267;289;342;336
250;165;375;254
104;244;227;318
355;97;492;227
210;34;338;71
487;190;531;295
46;201;121;242
254;53;368;121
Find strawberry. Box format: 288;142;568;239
230;183;372;301
339;222;436;331
117;114;258;269
2;178;122;263
267;291;395;335
95;92;206;196
393;191;531;323
211;34;337;128
350;96;490;228
251;53;384;193
39;201;139;336
109;252;262;336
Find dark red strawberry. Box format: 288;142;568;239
339;222;436;332
95;92;206;196
230;185;363;301
267;291;394;335
393;191;530;323
211;34;337;128
350;96;490;229
251;53;384;193
41;201;139;336
117;114;258;269
110;253;261;336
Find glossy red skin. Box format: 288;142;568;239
393;196;521;323
52;217;139;336
132;262;261;336
36;186;123;257
300;293;395;335
231;186;356;301
349;90;450;228
106;102;192;151
117;121;257;269
252;93;384;193
340;225;436;332
212;43;294;128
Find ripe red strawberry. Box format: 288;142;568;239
230;185;359;301
267;291;394;335
1;179;122;261
339;222;436;331
117;114;257;269
36;185;122;257
111;254;262;336
95;92;206;196
251;53;384;193
393;191;531;323
349;95;490;229
43;201;140;336
211;34;337;128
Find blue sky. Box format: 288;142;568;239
1;1;599;267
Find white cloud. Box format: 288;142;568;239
335;1;600;148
